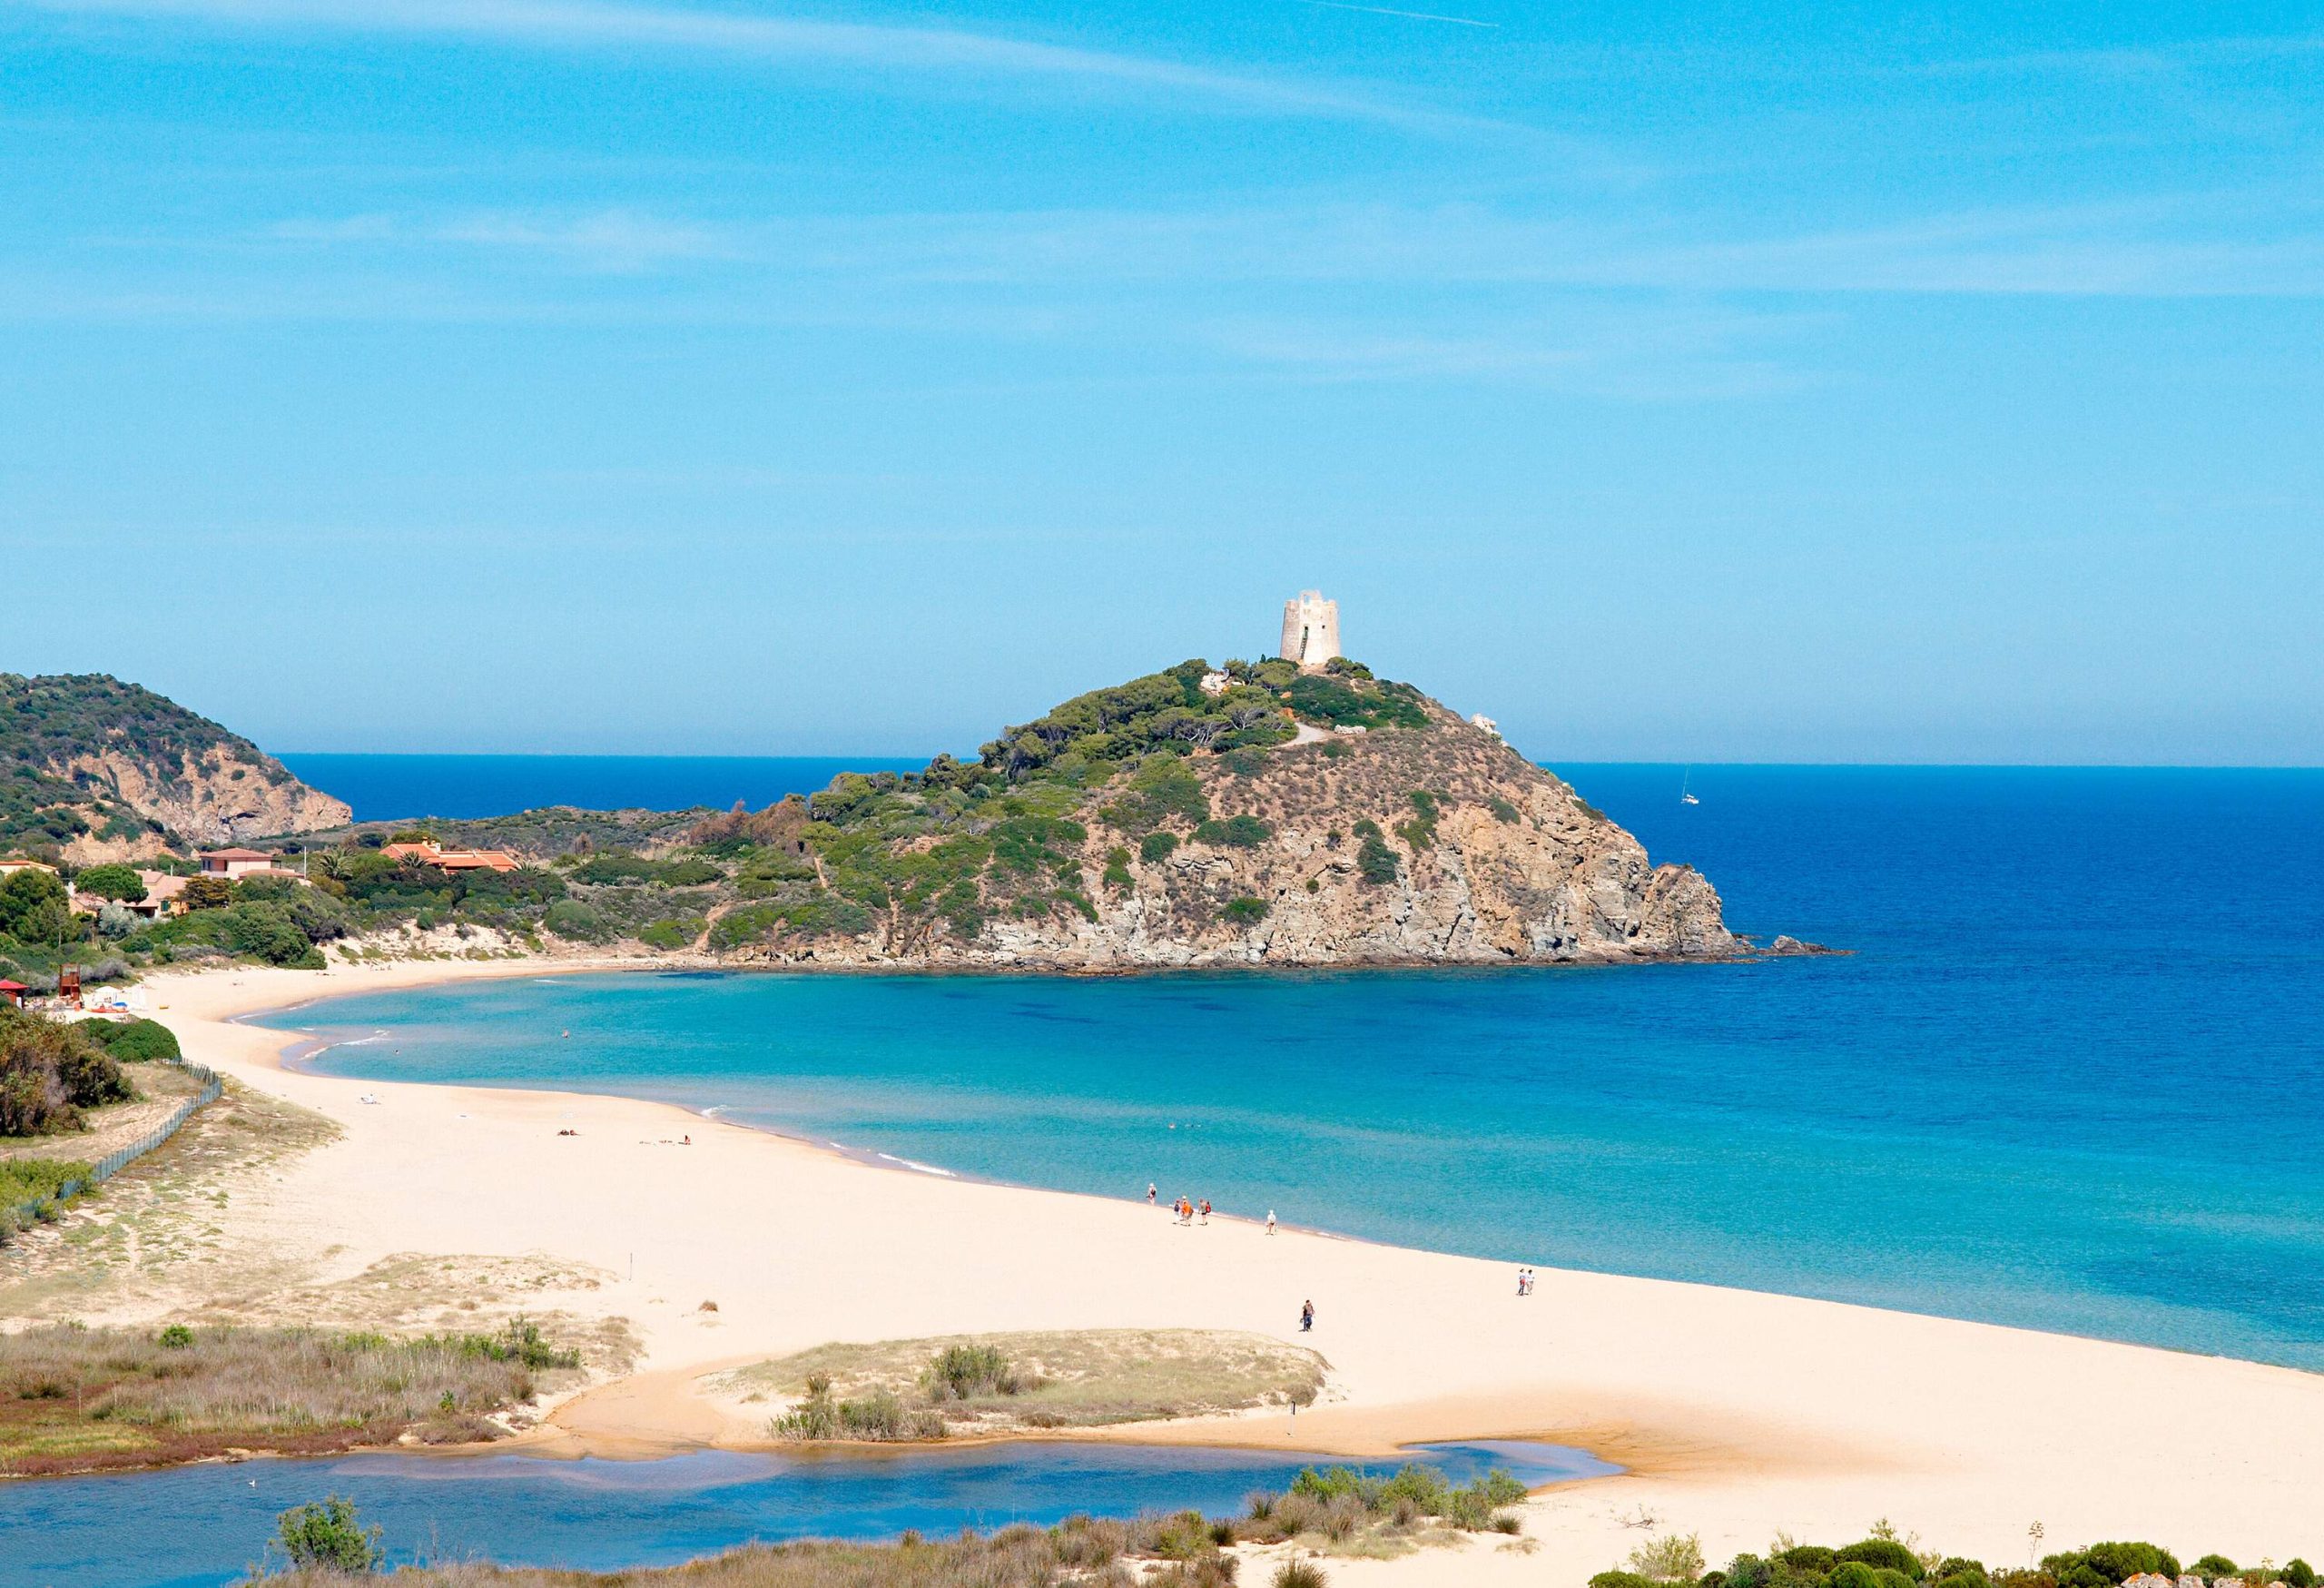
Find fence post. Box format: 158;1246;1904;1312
5;1055;223;1234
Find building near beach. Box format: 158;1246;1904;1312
1278;590;1341;669
382;840;521;873
197;848;281;882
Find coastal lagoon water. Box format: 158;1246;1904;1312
264;767;2324;1370
0;1439;1599;1588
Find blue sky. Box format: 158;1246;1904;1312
3;1;2319;763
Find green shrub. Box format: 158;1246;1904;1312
1841;1541;1925;1579
1487;795;1521;823
84;1018;179;1062
274;1495;382;1573
2285;1563;2315;1588
1594;1574;1660;1588
1784;1549;1840;1573
1223;897;1268;925
2045;1544;2181;1587
1139;831;1180;863
2;1006;131;1136
1354;822;1400;885
1192;815;1270;847
1101;846;1134;893
1632;1534;1708;1582
1936;1561;1989;1585
1830;1563;1886;1588
636;918;702;950
157;1323;193;1349
72;863;146;902
1274;1562;1328;1588
2191;1560;2239;1582
923;1343;1019;1400
542;900;612;942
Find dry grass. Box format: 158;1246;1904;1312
0;1318;584;1475
714;1327;1327;1439
0;1075;340;1323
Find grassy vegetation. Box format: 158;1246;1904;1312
250;1455;1528;1586
8;655;1451;975
719;1328;1327;1441
1590;1528;2319;1588
0;1317;584;1475
0;672;285;853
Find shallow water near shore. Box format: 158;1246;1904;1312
268;766;2324;1370
0;1438;1602;1587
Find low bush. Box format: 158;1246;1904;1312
1140;831;1180;863
1;1005;132;1136
2191;1560;2239;1582
83;1018;180;1062
1192;815;1270;848
1841;1541;1925;1580
2043;1544;2181;1588
273;1495;382;1573
1352;819;1400;885
1223;897;1269;925
922;1343;1020;1400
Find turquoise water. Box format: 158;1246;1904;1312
0;1439;1603;1587
267;767;2324;1370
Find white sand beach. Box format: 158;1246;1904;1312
39;958;2324;1583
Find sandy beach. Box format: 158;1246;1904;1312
17;956;2323;1583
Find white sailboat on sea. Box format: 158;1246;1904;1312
1680;768;1700;806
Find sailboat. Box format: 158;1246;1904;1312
1679;768;1700;806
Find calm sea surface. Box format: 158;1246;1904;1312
261;766;2324;1370
279;754;924;823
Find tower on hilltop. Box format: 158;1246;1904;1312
1279;590;1342;669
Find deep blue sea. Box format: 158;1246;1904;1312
261;765;2324;1371
279;754;924;823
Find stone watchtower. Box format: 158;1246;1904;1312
1279;590;1342;669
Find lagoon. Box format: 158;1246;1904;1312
0;1439;1604;1588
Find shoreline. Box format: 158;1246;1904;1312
15;953;2324;1578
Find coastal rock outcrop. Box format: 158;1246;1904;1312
1;673;350;861
710;684;1734;971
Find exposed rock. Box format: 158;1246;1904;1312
61;744;350;857
721;704;1736;972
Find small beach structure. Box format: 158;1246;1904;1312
0;980;27;1008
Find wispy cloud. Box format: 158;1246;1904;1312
271;207;734;271
1298;1;1499;29
24;0;1504;133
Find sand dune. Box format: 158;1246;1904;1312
103;959;2324;1580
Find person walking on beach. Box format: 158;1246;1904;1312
1147;1182;1157;1207
1265;1209;1276;1236
1198;1198;1210;1225
1299;1299;1315;1333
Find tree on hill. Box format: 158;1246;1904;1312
71;863;146;903
0;868;72;946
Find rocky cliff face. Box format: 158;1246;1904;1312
721;703;1732;971
61;745;351;857
1;672;350;862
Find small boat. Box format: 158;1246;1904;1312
1680;769;1700;806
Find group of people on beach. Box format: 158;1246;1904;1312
1516;1267;1536;1296
1146;1181;1280;1236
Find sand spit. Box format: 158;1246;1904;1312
12;956;2319;1585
